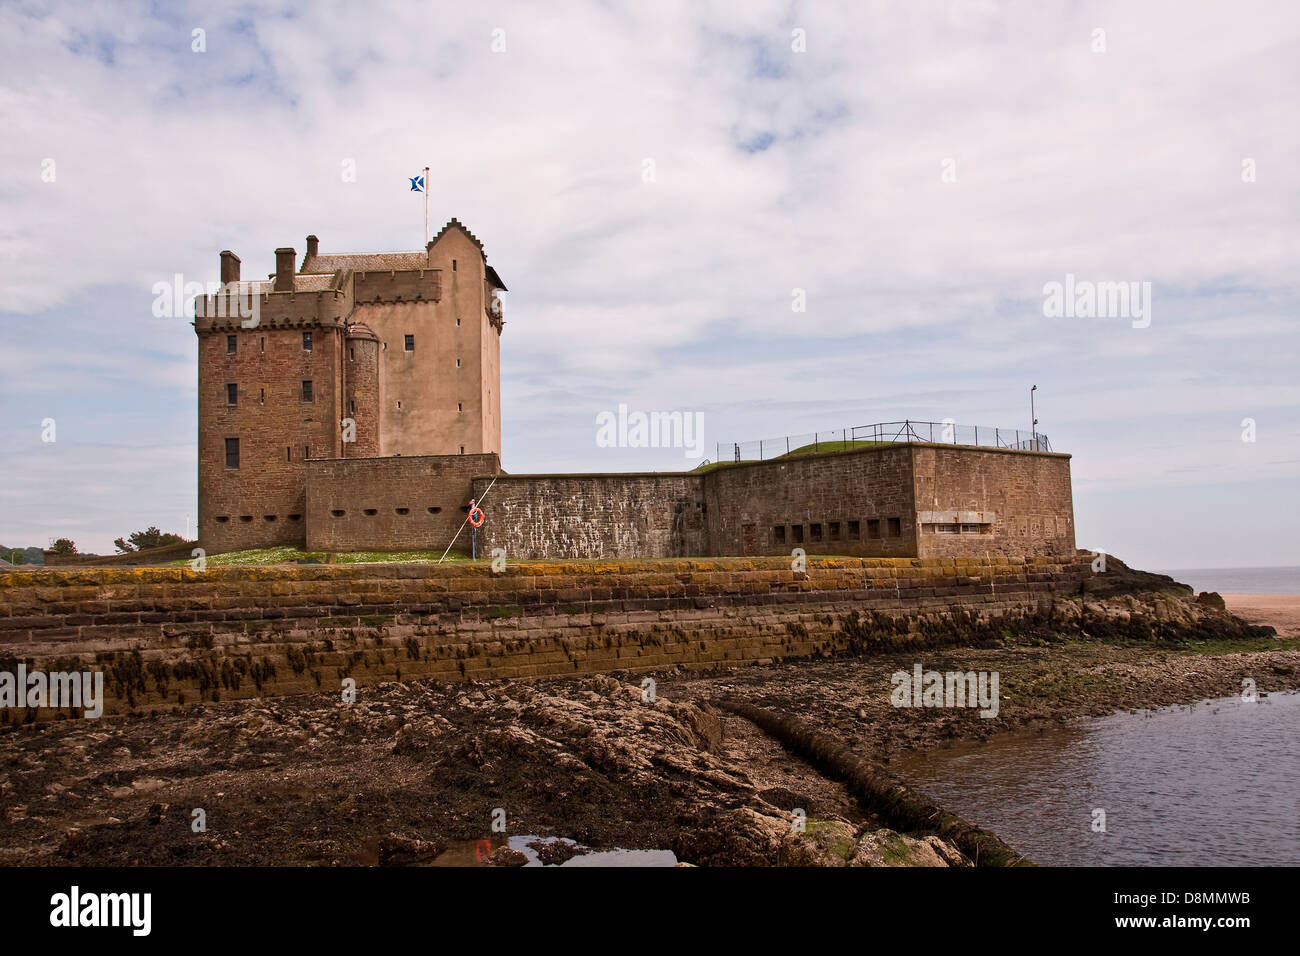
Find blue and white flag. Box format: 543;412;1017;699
409;174;425;192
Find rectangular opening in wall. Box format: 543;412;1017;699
259;388;264;404
792;525;804;544
302;331;313;351
286;446;290;461
224;437;239;469
304;445;310;459
301;380;313;402
404;334;414;351
772;525;786;545
260;337;264;353
888;517;902;537
848;520;860;538
936;523;960;534
226;383;237;405
459;446;465;454
867;519;881;539
829;521;841;540
226;334;236;354
810;523;822;542
457;402;463;412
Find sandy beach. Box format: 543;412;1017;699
1222;594;1300;638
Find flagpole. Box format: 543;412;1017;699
423;165;430;244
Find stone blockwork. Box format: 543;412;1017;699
703;445;918;558
471;474;707;559
0;556;1085;720
306;453;500;553
462;444;1073;561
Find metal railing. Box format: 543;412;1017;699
715;420;1052;463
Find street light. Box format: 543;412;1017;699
1030;385;1039;451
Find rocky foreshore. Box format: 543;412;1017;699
0;563;1293;867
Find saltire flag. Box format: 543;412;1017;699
410;174;425;192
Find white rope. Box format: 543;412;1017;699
437;474;499;564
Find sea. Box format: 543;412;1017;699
1153;565;1300;595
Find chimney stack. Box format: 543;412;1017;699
220;250;241;285
306;234;319;259
274;247;296;292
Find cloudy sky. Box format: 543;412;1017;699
1;0;1297;569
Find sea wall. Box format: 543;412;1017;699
0;556;1086;721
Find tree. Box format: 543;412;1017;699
114;527;185;553
50;538;78;555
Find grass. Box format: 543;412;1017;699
166;546;473;567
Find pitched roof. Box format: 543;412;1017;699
300;251;430;275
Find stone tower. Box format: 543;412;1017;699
194;219;507;553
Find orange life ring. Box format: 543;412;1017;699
468;502;485;528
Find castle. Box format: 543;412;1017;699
197;222;1076;560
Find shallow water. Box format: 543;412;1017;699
430;835;677;867
890;691;1300;866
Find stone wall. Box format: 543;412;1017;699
913;446;1075;558
471;474;707;559
0;556;1086;720
306;453;501;553
703;445;917;557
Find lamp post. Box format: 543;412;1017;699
1030;385;1038;451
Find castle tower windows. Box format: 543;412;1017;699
226;335;237;354
404;334;415;350
303;331;313;350
226;383;237;405
302;380;314;402
224;438;239;469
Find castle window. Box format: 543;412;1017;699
302;331;313;350
330;510;345;517
456;359;461;368
456;317;461;327
239;515;253;523
259;388;264;404
457;402;463;412
428;507;442;514
395;508;409;515
226;383;237;405
349;399;355;414
791;525;804;544
772;525;786;545
848;520;860;538
459;446;465;455
302;380;313;402
935;524;960;534
364;509;377;516
226;335;237;354
350;347;355;360
829;521;841;540
867;519;881;539
888;517;902;537
260;337;265;353
404;334;414;351
286;446;291;461
961;523;983;534
215;516;230;523
263;515;276;522
304;445;310;459
452;259;457;271
810;523;823;542
288;514;301;521
224;437;239;469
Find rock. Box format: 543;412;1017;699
488;846;529;867
849;828;969;867
528;839;589;866
377;833;443;866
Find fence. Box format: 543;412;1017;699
714;420;1052;463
